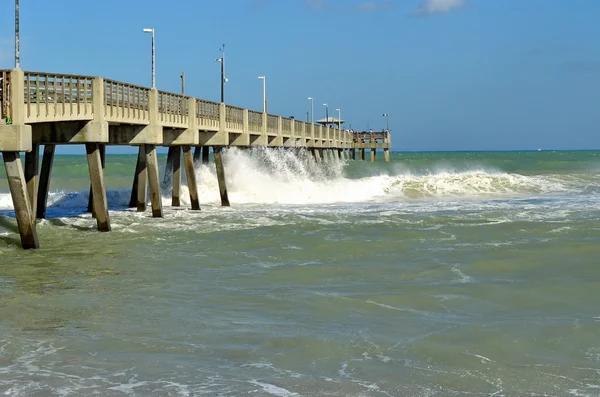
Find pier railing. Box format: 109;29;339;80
0;69;377;149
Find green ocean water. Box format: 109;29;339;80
0;149;599;396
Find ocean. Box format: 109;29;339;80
0;149;599;396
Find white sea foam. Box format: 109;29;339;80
0;148;594;211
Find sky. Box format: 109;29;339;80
1;0;600;152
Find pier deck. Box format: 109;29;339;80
0;68;391;249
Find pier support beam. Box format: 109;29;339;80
129;146;146;210
145;144;163;217
36;144;55;219
2;152;39;249
359;148;365;161
85;144;111;232
384;148;390;162
87;144;106;216
164;146;181;207
193;146;201;166
24;145;39;221
213;146;230;206
202;146;210;165
182;146;200;210
371;148;376;162
313;148;321;164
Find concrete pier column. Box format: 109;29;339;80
360;148;365;161
384;148;390;162
86;143;111;232
171;147;182;207
314;148;321;164
201;146;210;165
2;152;39;249
129;146;145;210
193;146;201;166
351;149;356;160
36;144;55;219
182;146;200;210
24;144;39;221
163;146;175;185
87;144;105;216
371;148;376;162
145;144;163;217
213;146;230;206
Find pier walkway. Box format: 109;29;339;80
0;68;391;249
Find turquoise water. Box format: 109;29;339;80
0;149;599;396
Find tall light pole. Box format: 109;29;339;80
323;103;329;126
215;44;227;103
143;28;155;89
307;97;314;124
15;0;20;69
258;76;266;113
336;108;341;130
180;72;185;95
383;113;389;132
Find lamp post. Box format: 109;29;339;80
323;103;329;126
15;0;19;69
258;76;266;113
307;97;314;124
215;44;226;103
142;28;155;89
383;113;389;132
336;108;341;130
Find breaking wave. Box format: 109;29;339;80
0;148;595;210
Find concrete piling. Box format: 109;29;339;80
145;144;163;217
213;146;230;207
36;144;55;219
85;143;111;232
24;144;39;221
129;146;144;209
2;151;39;249
171;147;181;207
182;146;200;210
88;144;105;216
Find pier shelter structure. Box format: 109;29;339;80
0;68;391;249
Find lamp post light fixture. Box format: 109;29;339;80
215;44;227;103
336;108;341;130
383;113;389;132
323;103;329;126
307;97;314;124
142;28;155;89
258;76;267;113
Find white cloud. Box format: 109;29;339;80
414;0;466;16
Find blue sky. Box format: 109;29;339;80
1;0;600;152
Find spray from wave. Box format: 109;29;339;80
0;148;591;211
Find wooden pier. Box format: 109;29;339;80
0;68;391;249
